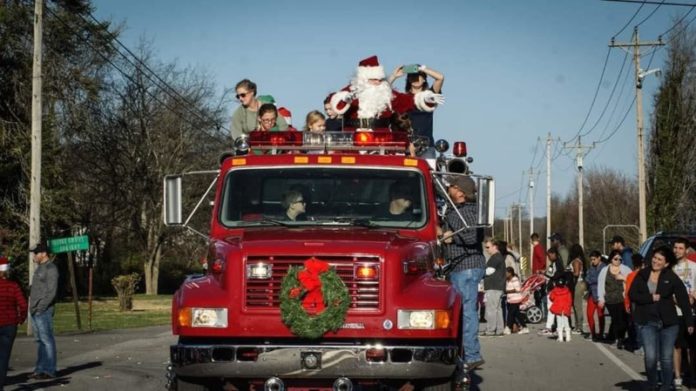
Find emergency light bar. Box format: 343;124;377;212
245;131;409;152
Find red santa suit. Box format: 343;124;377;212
330;56;442;132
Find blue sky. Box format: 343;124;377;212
93;0;691;221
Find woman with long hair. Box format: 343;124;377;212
230;79;287;139
598;249;632;348
630;245;693;390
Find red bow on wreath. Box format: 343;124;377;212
296;258;330;314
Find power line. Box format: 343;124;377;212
564;48;613;143
82;12;229;134
614;0;647;37
594;55;634;141
578;50;631;138
661;8;696;41
635;0;666;27
595;36;659;146
603;0;696;6
45;7;223;143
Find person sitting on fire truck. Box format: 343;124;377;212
375;180;415;221
328;55;444;132
281;190;306;221
257;103;280;132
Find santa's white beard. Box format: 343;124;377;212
351;78;392;118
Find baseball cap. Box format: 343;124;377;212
0;256;8;272
447;175;476;194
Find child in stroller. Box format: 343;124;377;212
518;273;547;324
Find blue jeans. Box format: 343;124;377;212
450;268;485;364
0;324;18;387
638;322;679;390
30;307;57;376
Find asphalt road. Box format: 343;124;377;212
4;323;654;390
5;326;174;391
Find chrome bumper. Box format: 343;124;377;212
171;342;457;379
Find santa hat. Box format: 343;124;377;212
278;107;292;125
0;256;8;272
357;55;385;80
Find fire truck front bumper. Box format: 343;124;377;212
170;342;458;379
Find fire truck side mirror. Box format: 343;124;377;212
163;175;183;226
476;177;495;227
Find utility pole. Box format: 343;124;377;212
563;136;595;249
28;0;44;336
528;168;535;265
517;203;523;253
546;133;552;250
610;27;663;243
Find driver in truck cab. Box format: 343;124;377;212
281;190;306;221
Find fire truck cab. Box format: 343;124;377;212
163;131;494;391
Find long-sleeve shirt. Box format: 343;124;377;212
29;261;58;315
586;263;606;301
532;243;546;274
506;276;524;304
443;202;485;272
597;264;632;304
230;105;288;140
0;278;28;326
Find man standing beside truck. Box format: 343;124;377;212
441;175;486;379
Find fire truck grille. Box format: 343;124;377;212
245;255;381;310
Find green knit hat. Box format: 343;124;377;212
257;95;276;105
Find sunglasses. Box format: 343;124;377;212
293;199;306;204
236;92;248;99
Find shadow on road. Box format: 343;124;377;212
467;371;483;391
614;380;646;390
6;361;102;390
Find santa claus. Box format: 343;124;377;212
330;55;444;132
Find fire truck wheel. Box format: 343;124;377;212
419;378;458;391
175;376;211;391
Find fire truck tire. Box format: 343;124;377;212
175;376;210;391
420;378;458;391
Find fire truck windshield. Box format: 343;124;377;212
219;167;427;229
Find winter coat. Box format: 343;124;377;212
549;286;573;316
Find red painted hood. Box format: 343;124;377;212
221;227;419;254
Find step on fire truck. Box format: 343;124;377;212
163;130;494;391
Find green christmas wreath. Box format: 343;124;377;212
279;258;350;339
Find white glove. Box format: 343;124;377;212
418;64;427;71
486;267;496;276
342;90;357;103
424;93;445;105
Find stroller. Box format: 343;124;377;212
519;274;547;324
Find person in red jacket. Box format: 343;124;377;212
0;255;28;387
549;277;573;342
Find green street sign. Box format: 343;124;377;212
48;235;89;254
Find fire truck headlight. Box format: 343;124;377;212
397;310;450;330
189;308;228;328
246;262;273;279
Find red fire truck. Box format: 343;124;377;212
163;131;494;391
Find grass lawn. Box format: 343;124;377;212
21;294;172;335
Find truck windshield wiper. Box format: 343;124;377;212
254;218;293;227
324;217;378;228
